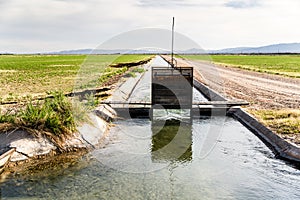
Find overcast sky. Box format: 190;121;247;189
1;0;300;53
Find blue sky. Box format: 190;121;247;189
0;0;299;53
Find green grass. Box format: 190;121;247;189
123;67;146;78
183;55;300;78
0;55;85;97
0;92;83;149
112;54;153;64
0;54;153;101
98;67;128;85
132;67;146;73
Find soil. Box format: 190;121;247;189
163;55;299;110
186;60;300;110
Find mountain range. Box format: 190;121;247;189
25;42;300;55
208;43;300;54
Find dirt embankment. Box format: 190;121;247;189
188;60;300;110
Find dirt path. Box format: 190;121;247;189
184;60;300;110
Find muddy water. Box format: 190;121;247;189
1;117;300;199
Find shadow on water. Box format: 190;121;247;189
151;120;192;163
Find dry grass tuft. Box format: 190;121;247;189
248;109;300;144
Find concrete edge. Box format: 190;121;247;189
0;104;117;172
193;80;227;101
228;108;300;164
193;79;300;165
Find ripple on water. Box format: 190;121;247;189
1;118;300;199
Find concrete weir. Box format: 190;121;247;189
106;57;248;118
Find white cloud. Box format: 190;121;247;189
224;0;261;9
0;0;299;52
135;0;217;7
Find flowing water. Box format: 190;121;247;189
1;117;300;199
1;56;300;199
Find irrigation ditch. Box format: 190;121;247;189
1;55;300;199
103;55;300;165
0;57;153;176
1;54;300;181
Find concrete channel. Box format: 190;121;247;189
1;56;300;199
107;55;300;165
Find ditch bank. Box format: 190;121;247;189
0;104;116;175
0;57;155;175
109;57;154;68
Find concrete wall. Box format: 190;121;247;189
194;79;300;165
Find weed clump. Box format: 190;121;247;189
0;92;85;150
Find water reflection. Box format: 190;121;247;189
151;120;192;163
1;118;300;199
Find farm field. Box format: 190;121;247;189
183;54;300;78
113;54;153;64
0;54;152;102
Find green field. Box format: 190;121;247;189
0;54;152;101
112;54;152;64
183;55;300;78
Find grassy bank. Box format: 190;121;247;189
0;54;153;147
112;54;153;64
0;92;84;149
0;54;152;102
183;54;300;78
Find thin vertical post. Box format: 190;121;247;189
171;17;175;68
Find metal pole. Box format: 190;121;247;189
171;17;175;68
